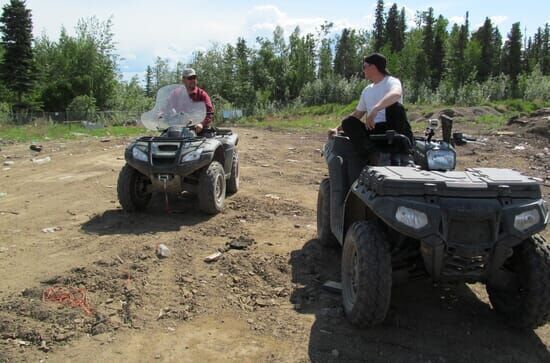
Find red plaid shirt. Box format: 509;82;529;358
169;86;214;126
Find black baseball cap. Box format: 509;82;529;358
364;53;390;75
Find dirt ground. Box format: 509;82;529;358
0;117;549;362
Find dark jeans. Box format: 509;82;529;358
341;102;413;157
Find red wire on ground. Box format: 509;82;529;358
42;286;93;315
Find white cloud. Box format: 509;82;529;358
449;16;465;25
121;71;146;82
121;53;137;61
19;0;245;70
246;5;326;37
401;5;418;30
490;16;508;26
362;4;416;30
362;14;375;30
474;15;509;29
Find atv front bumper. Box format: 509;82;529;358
124;141;214;193
357;189;548;283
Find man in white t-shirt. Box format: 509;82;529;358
329;53;412;158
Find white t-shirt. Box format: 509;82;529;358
356;76;403;124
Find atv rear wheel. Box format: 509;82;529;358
487;234;550;329
226;150;239;194
198;161;226;214
316;178;339;247
342;220;392;327
117;164;152;212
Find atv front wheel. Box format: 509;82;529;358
226;150;239;194
117;164;152;212
342;220;392;327
198;161;226;214
487;234;550;329
316;178;339;247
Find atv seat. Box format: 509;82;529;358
161;126;197;139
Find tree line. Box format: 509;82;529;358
0;0;549;117
0;0;150;116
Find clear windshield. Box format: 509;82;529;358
140;84;207;130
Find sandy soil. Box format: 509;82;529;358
0;122;549;363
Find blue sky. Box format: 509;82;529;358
1;1;549;81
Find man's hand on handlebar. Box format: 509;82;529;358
194;123;204;133
328;127;339;138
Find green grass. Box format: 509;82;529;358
295;102;357;117
0;123;148;142
470;114;510;129
3;99;544;141
491;99;545;113
234;115;337;132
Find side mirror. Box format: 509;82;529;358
439;114;453;144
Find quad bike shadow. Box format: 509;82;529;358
80;193;214;236
289;238;550;362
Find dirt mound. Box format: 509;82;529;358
217;248;291;312
0;244;200;353
506;108;550;139
227;194;312;222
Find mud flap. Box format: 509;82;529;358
328;155;347;244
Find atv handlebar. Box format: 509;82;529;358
369;130;412;151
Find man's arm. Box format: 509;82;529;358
200;91;214;127
194;90;214;133
365;82;402;129
351;109;366;120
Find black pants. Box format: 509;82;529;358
341;102;413;157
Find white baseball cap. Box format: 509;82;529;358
182;68;196;78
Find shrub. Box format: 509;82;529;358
300;75;366;105
522;66;550;102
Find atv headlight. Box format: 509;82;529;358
181;148;203;163
514;209;540;231
426;149;455;170
396;206;428;229
132;142;149;162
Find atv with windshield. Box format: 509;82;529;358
317;115;549;329
117;84;239;214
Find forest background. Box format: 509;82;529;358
0;0;548;127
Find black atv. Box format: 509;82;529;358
117;84;239;214
317;115;549;329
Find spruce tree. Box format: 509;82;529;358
421;8;435;57
543;24;549;74
491;28;503;76
334;28;361;79
144;65;153;97
502;22;522;97
235;37;255;111
474;18;494;81
447;12;470;88
334;29;350;78
398;8;407;43
431;16;447;89
373;0;385;51
385;4;400;53
0;0;34;105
